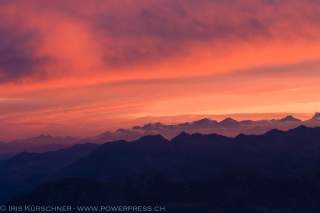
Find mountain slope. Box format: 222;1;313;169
58;126;320;180
0;143;99;203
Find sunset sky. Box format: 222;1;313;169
1;0;320;140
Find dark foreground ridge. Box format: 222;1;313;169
3;126;320;212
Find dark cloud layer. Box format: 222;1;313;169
95;0;320;68
0;24;49;82
0;0;320;82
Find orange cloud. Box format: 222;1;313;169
0;0;320;139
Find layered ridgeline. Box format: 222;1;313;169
2;126;320;212
90;112;320;142
0;135;78;159
2;113;320;158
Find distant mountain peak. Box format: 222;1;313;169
280;115;301;122
312;112;320;120
220;117;239;126
266;128;283;136
143;122;163;128
133;122;165;131
171;131;191;143
192;118;217;126
194;118;211;122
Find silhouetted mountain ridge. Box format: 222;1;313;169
0;143;99;202
55;125;320;180
2;113;320;159
7;126;320;212
94;113;320;143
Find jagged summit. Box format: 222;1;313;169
132;122;166;131
280;115;301;122
266;128;284;135
312;112;320;120
192;118;218;126
93;113;320;144
171;131;191;143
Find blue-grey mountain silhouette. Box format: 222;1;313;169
6;126;320;212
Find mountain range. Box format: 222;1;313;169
93;112;320;142
1;113;320;159
2;125;320;212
